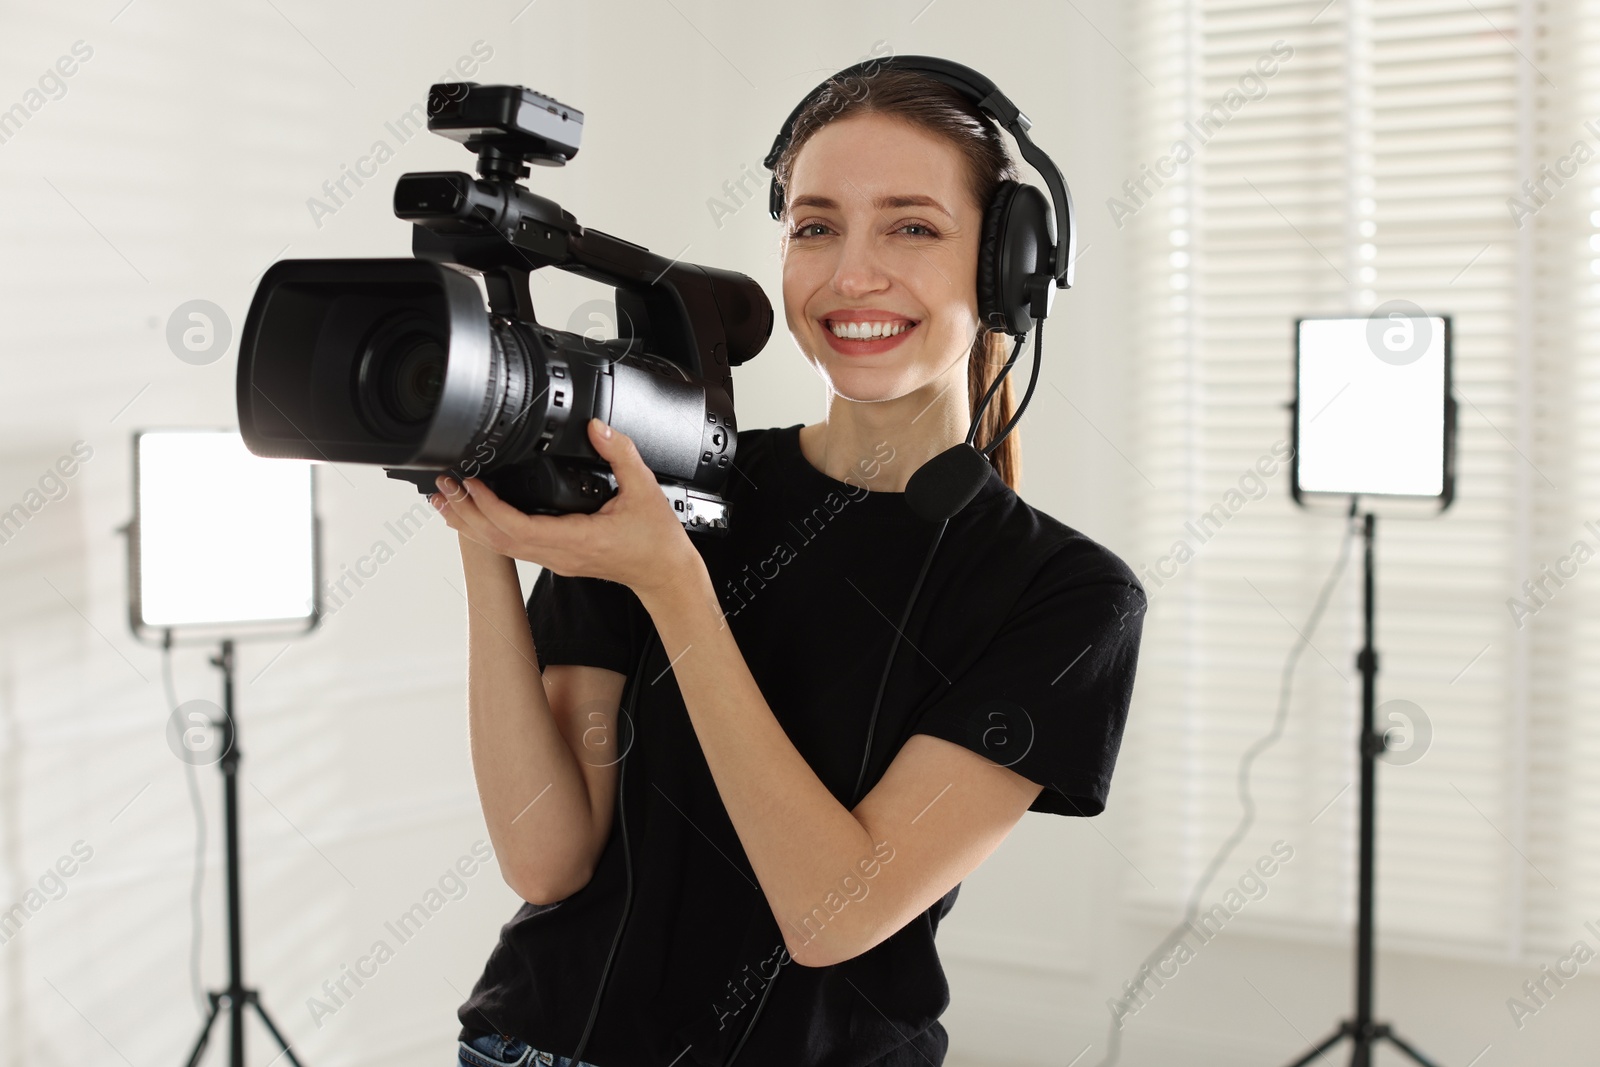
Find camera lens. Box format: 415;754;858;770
380;335;446;424
355;312;450;440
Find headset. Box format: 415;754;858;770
768;53;1076;329
566;55;1077;1067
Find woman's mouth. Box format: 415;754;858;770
820;317;919;356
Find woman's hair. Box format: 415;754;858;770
772;66;1025;493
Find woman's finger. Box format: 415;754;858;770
436;477;511;553
432;492;494;552
459;476;578;547
586;418;653;498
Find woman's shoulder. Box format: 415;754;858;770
983;494;1146;603
718;424;791;498
731;423;789;452
730;423;794;464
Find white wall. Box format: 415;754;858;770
3;1;1591;1066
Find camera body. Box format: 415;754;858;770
238;83;773;534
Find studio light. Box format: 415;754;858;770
120;428;320;1067
1281;309;1455;1067
1293;311;1455;507
127;428;319;642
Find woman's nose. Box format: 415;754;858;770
831;233;889;295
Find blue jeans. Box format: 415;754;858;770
457;1032;601;1067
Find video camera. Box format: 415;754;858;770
236;82;773;534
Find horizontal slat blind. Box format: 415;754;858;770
1525;0;1600;954
1118;0;1600;962
1123;0;1368;940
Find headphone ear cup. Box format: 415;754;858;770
976;180;1018;335
979;182;1055;337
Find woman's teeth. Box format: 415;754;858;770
828;320;914;340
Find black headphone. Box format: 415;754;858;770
762;53;1077;337
565;57;1075;1067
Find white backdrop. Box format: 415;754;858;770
1;1;1590;1066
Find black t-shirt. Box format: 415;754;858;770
456;423;1146;1067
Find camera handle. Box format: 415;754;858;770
481;265;539;324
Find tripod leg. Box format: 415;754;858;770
1282;1022;1349;1067
1352;1032;1371;1067
1381;1029;1443;1067
249;997;307;1067
184;993;223;1067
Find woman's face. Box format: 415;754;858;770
780;111;983;406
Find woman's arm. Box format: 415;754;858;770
637;568;1044;970
459;534;621;905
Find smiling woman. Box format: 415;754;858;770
444;60;1144;1067
773;72;1028;493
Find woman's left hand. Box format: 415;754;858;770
431;417;704;604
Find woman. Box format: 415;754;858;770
438;65;1145;1067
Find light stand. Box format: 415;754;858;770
1286;313;1455;1066
119;429;320;1067
180;639;304;1067
1282;510;1438;1067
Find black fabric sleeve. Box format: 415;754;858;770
525;567;649;676
907;548;1147;817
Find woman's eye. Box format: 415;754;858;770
788;222;938;239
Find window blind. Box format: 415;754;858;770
1121;0;1597;963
